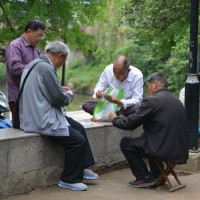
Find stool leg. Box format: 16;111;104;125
165;162;186;192
154;161;186;192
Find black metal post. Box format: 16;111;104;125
61;63;65;86
185;0;199;151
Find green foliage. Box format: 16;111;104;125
0;0;194;97
114;29;189;94
115;0;192;94
62;0;131;91
0;63;6;83
64;60;106;91
61;0;191;95
0;0;107;56
117;0;191;55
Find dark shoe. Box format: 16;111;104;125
154;177;166;186
128;176;155;188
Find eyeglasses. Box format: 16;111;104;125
32;31;45;40
113;68;127;75
37;34;44;40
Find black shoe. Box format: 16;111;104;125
128;176;155;188
152;174;166;186
154;177;166;186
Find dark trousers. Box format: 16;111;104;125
48;116;95;183
82;100;139;117
120;136;164;180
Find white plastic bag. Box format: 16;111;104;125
93;88;123;121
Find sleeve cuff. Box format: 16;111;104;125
121;100;127;110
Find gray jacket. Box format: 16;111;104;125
19;55;73;136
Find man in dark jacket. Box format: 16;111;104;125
109;72;190;188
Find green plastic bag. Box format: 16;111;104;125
93;88;123;121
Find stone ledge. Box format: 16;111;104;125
0;112;142;199
176;152;200;172
0;110;199;198
0;128;39;142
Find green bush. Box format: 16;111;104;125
0;63;6;82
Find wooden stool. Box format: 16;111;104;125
154;160;186;192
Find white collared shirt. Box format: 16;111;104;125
93;64;143;109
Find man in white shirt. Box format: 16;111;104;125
82;56;143;117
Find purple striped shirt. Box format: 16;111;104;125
6;35;40;102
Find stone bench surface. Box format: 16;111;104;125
0;111;112;141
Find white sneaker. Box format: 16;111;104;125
83;169;99;180
58;181;87;191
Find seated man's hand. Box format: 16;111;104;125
105;96;123;107
109;111;117;122
96;90;104;99
62;86;70;92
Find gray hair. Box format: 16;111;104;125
147;72;168;88
45;41;70;57
114;55;130;69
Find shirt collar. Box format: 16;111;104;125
47;57;54;66
39;54;57;71
20;35;33;48
155;88;168;94
126;68;133;82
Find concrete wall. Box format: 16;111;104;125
1;115;199;199
0;121;142;199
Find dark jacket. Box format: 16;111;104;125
113;89;190;164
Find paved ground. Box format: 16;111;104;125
7;168;200;200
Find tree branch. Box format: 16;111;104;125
0;1;14;32
117;1;190;39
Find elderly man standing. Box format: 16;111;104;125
6;19;45;122
109;72;189;188
18;41;98;191
82;55;143;117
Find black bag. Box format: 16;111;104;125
13;98;20;128
13;61;44;129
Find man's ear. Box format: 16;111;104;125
27;29;32;34
57;52;64;58
153;81;158;89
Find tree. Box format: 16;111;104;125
0;0;107;61
64;0;131;91
115;0;192;94
118;0;191;54
63;0;192;94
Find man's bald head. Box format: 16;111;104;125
113;56;131;81
114;56;130;69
